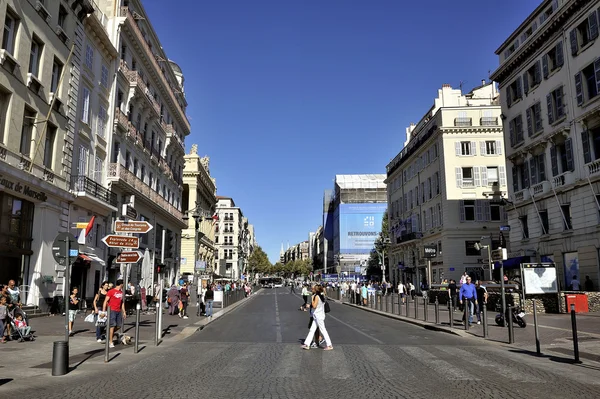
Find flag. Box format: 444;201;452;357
85;215;95;237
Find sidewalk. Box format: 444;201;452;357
1;292;257;384
339;293;600;363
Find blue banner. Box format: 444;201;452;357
339;203;386;254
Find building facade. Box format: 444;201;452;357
214;196;251;280
491;0;600;290
181;144;217;279
386;82;507;287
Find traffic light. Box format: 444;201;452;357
155;263;165;274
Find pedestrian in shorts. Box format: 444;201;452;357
103;279;126;348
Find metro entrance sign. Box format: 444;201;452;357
115;220;153;234
423;245;437;258
116;251;143;263
101;235;139;249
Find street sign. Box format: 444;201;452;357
52;232;78;266
195;261;206;271
73;222;89;229
491;248;508;262
114;220;153;233
423;244;437;258
101;235;139;249
122;204;138;220
500;225;511;232
116;251;143;263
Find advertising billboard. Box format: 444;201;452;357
339;203;386;254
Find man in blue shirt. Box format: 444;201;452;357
459;276;478;325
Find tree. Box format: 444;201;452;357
248;246;271;275
366;209;389;280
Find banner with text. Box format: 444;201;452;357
339;203;386;254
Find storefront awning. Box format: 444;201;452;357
78;254;92;262
80;253;106;266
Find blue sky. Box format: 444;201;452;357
143;0;539;263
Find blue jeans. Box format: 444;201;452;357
463;298;475;324
206;300;213;316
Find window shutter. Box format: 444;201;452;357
526;107;533;137
455;167;463;188
538;155;546;181
496;140;503;155
556;87;564;118
594;58;600;99
476;200;484;221
480;141;486;156
565;138;574;171
506;87;513;107
582;130;592;164
471;141;477;156
516;115;523;144
459;200;465;222
535;103;543;132
524;162;530;188
474;166;481;186
509;120;515;147
484;201;491;221
550;146;559;176
534;60;542;84
542;54;549;79
570;29;578;56
455;141;461;156
480;166;488;186
515;76;522;99
512;166;519;192
501;205;508;222
589;11;599;40
499;166;506;187
415;186;419;205
546;94;554;124
556;41;564;67
530;158;538;185
523;73;529;95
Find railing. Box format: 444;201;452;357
119;60;160;116
119;7;190;131
71;175;118;206
588;159;600;175
553;174;565;188
114;107;128;131
454;117;472;127
107;163;183;220
396;232;422;244
462;180;475;188
513;189;530;202
127;121;144;143
165;124;185;151
531;181;549;195
480;117;499;126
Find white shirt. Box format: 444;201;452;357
312;294;326;319
571;279;581;290
398;283;405;293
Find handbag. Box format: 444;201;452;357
84;313;95;323
324;299;331;313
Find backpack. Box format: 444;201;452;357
324;297;331;313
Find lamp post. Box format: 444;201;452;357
376;238;391;283
183;203;212;288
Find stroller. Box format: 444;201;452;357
7;307;35;342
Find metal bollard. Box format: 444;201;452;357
464;302;470;331
414;297;418;319
405;297;409;317
51;340;69;376
134;303;141;354
397;294;401;315
571;304;580;362
434;297;439;325
483;303;489;339
155;303;160;346
423;298;428;322
533;299;540;356
449;298;454;328
507;305;514;344
104;307;111;362
385;294;389;313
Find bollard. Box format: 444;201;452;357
423;298;428;322
385;294;389;313
51;341;69;376
483;303;489;339
134;303;141;354
533;299;540;356
414;297;418;319
104;307;111;362
507;305;514;344
571;304;580;363
397;294;401;315
449;298;454;329
405;297;409;317
434;297;439;325
464;302;470;331
155;302;161;346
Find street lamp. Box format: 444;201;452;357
474;236;493;281
376;238;391;283
183;203;213;283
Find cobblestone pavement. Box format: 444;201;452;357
4;288;599;399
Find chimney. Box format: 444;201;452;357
442;84;451;88
482;79;486;85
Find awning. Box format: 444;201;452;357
80;253;106;266
494;256;531;269
78;254;92;262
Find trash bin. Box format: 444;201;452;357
52;341;69;376
566;293;589;313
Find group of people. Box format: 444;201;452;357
0;280;30;342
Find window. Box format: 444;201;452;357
550;139;574;176
526;102;543;137
542;42;564;79
465;241;480;256
455;167;475;188
509;114;524;147
482;140;502;155
0;89;9;143
529;154;547;185
570;11;598;56
486;167;499;185
125;150;131;170
42;124;56;168
50;58;63;94
29;36;44;76
2;10;18;54
58;6;68;28
120;44;127;61
78;146;89;176
597;195;600;222
94;157;103;183
20;108;36;156
506;77;522;107
561;205;573;230
456;141;475;156
519;215;529;239
539;210;549;235
546;86;565;124
133;159;138;177
81;87;90;124
523;61;542;94
490;203;502;221
85;44;94;69
437;203;442;226
460;200;476;222
101;64;109;88
575;59;600;106
97;105;107;138
582;127;600;164
215;236;219;244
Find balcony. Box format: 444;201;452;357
480;117;499;126
107;163;184;225
513;188;531;202
552;171;575;188
587;159;600;176
119;7;190;131
119;60;160;118
114;107;128;132
531;181;551;196
165;124;185;152
462;179;475;188
454;117;472;127
396;232;422;244
71;175;118;212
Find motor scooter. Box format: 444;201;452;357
495;304;527;328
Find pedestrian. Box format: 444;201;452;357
290;281;296;294
102;279;126;348
420;279;429;299
570;275;581;291
460;272;468;285
93;281;109;342
301;285;333;350
475;280;488;325
459;276;477;326
584;276;594;291
361;283;368;306
167;284;180;315
409;281;415;300
447;279;458;311
397;281;405;304
68;287;80;336
179;282;189;319
204;284;214;317
301;284;310;310
0;295;7;343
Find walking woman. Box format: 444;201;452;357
301;285;333;350
93;281;109;342
167;284;180;315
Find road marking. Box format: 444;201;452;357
322;346;352;379
436;346;542;382
221;345;264;377
359;346;403;380
274;345;303;378
399;346;479;381
275;289;282;343
326;313;384;344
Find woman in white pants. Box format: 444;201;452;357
302;285;333;350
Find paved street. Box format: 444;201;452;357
3;287;600;398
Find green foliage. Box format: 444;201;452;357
248;246;272;274
366;209;389;280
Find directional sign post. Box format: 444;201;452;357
115;221;153;234
491;248;508;262
116;251;143;264
101;235;139;249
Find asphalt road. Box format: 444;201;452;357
6;287;600;398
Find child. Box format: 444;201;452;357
0;296;7;343
14;314;30;336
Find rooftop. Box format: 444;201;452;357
335;174;387;190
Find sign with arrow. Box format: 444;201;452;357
115;220;153;234
116;251;143;264
101;235;139;249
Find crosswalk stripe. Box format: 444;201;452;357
359;346;406;380
274;345;304;378
436;346;542;382
399;346;479;381
322;347;352;379
220;345;264;377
